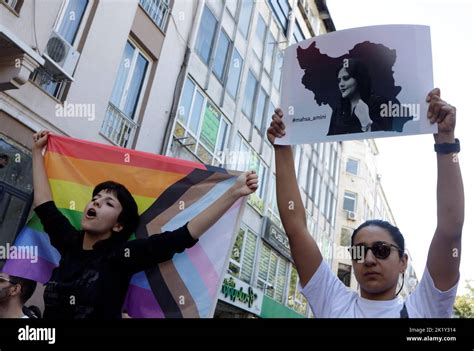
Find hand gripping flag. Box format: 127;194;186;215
2;135;245;318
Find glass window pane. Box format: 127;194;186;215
0;140;33;193
226;49;243;98
189;91;205;134
257;163;266;199
267;102;276;130
340;227;351;246
275;259;288;303
254;88;267;132
253;15;266;59
226;0;238;17
212;31;231;82
242;71;257;118
269;0;290;32
273;50;283;90
110;42;134;108
241;230;257;283
346;158;359;175
216;118;229;152
343;191;357;212
57;0;88;44
196;6;218;64
123;53;148;118
178;78;195;124
200;103;221;152
300;154;309;191
238;0;253;38
264;33;276;73
258;245;271;282
230;229;244;263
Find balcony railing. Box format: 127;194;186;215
139;0;170;32
100;103;138;147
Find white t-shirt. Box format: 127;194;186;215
300;260;458;318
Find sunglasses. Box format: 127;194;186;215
348;241;402;261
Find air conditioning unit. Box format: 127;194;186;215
346;211;356;221
43;31;80;81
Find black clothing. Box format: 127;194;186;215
35;201;198;319
327;96;413;135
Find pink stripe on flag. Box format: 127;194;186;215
123;284;165;318
2;256;57;284
185;243;220;299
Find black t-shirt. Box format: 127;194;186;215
35;201;198;319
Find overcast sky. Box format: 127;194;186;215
326;0;474;295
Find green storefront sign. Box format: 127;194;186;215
221;276;258;308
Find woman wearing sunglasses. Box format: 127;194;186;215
267;88;463;317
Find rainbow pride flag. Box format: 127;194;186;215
2;135;244;318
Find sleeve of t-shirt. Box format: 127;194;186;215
299;260;354;317
34;201;82;255
406;267;459;318
118;223;198;274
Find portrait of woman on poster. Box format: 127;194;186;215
327;59;394;135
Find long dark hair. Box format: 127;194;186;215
338;59;373;118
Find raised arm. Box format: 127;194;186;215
119;171;258;273
32;131;53;207
426;88;464;291
187;171;258;239
268;109;322;287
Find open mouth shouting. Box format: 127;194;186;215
85;208;97;220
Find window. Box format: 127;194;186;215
253;15;267;59
254;87;268;132
346;158;359;175
291;21;305;44
343;191;357;213
0;136;33;249
299;153;309;191
266;102;276;131
101;41;149;147
228;227;257;284
337;263;352;287
242;71;258;118
287;265;308;315
257;244;289;304
340;227;351;246
264;33;276;73
273;49;283;90
231;136;267;213
268;0;291;33
29;0;89;100
174;77;230;165
212;30;231;82
139;0;170;31
238;0;253;38
226;48;243;99
267;174;282;229
324;188;331;219
30;68;69;100
319;182;326;214
314;172;321;208
195;6;218;64
226;0;238;17
294;146;301;177
1;0;24;13
57;0;89;44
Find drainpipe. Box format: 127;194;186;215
159;0;204;155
